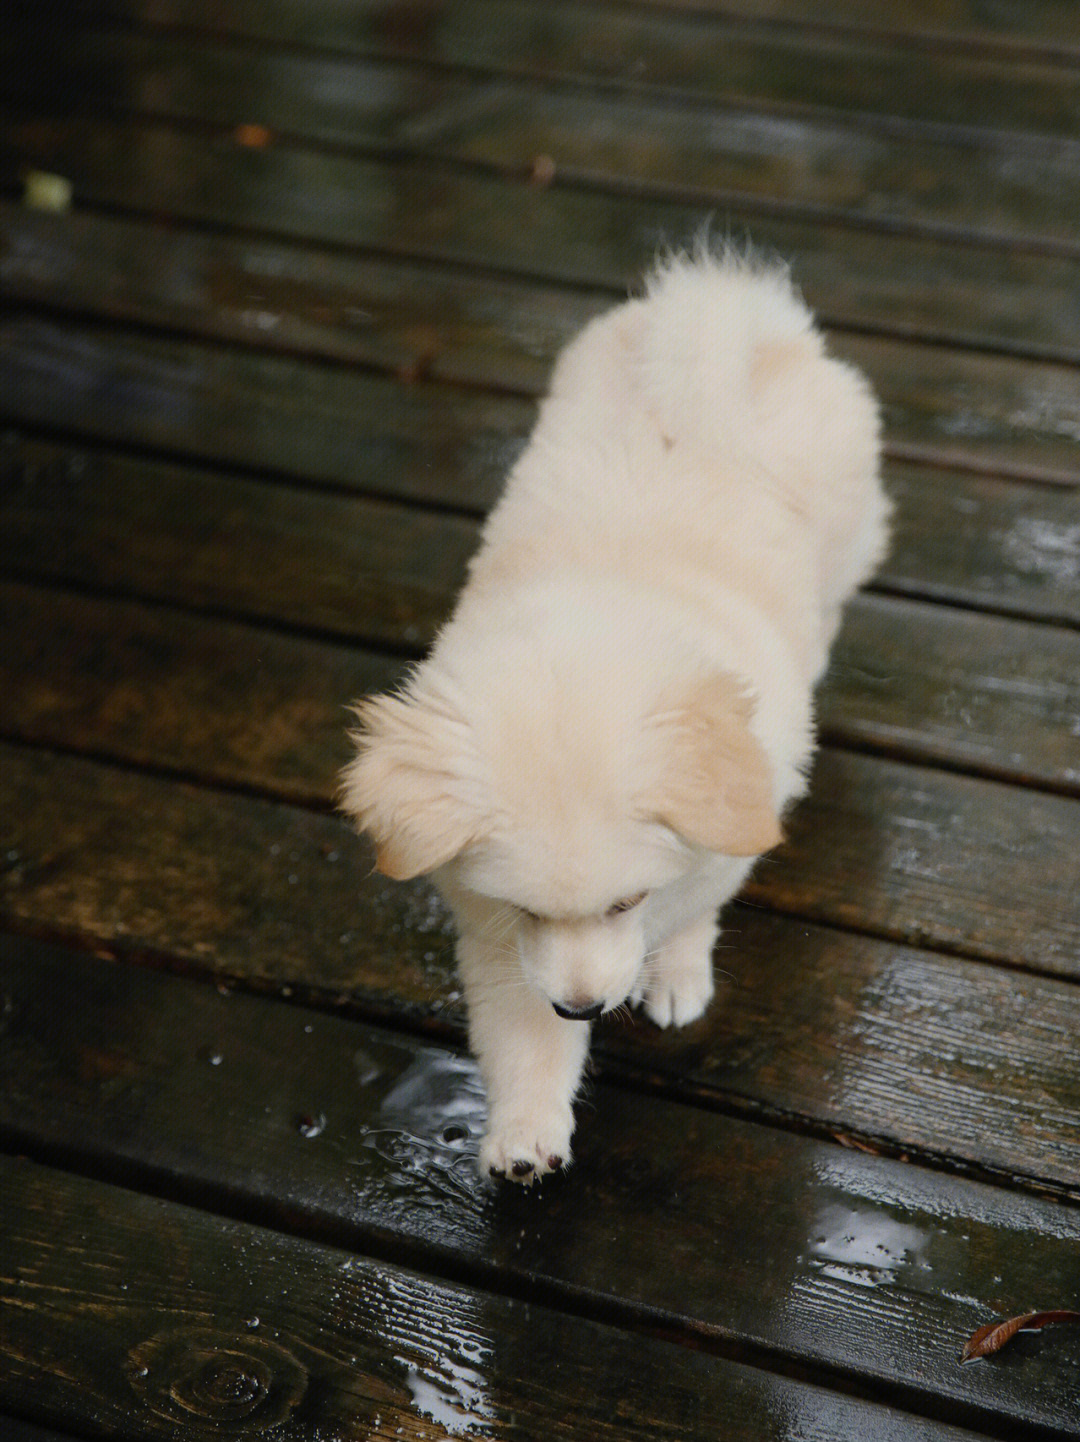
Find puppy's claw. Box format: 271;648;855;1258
480;1110;574;1183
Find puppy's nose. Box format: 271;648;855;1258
552;1000;604;1021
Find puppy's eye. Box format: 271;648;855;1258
606;893;646;917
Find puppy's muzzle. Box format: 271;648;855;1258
551;1000;605;1021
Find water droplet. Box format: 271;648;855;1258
246;1316;260;1330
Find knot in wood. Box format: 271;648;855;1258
126;1328;307;1433
182;1353;269;1413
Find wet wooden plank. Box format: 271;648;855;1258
2;941;1079;1435
6;744;1078;1182
7;28;1080;252
2;378;1079;632
609;0;1080;52
75;0;1080;136
823;592;1080;791
2;571;1078;818
5;201;1080;484
0;581;389;806
11;730;1077;976
2;622;1080;1191
0;316;529;515
0;1421;84;1442
4;118;1080;360
747;747;1080;970
0;1152;998;1442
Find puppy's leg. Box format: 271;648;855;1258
642;911;718;1028
458;933;590;1183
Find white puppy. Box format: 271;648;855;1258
341;249;890;1182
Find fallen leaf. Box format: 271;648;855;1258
831;1130;885;1156
234;123;274;148
529;154;557;186
960;1309;1080;1363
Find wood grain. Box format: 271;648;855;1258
3;742;1080;1195
0;1151;998;1442
5;117;1080;359
3;380;1079;633
2;572;1078;808
6;27;1080;253
72;0;1080;134
3;942;1080;1433
5;201;1080;485
594;0;1080;54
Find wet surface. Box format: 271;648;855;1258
3;935;1080;1431
4;6;1080;1438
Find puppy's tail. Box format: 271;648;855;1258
633;243;821;455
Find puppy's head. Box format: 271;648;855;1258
341;664;779;1016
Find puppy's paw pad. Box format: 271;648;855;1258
480;1112;573;1184
643;971;713;1029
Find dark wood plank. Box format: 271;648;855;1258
0;581;392;806
4;743;1080;1192
884;467;1080;627
4;118;1080;360
79;0;1080;136
2;573;1078;814
0;1152;998;1442
0;1420;85;1442
3;729;1072;979
0;316;529;515
823;592;1080;792
7;28;1080;253
746;747;1080;971
3;941;1079;1435
3;376;1079;632
606;0;1080;54
5;201;1080;485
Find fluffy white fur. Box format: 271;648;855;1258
342;249;890;1183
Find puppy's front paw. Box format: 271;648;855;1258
480;1106;574;1184
642;961;714;1028
641;916;717;1028
643;973;713;1028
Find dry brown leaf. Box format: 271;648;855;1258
234;123;274;148
960;1309;1080;1362
831;1130;885;1156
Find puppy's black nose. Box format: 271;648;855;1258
552;1000;604;1021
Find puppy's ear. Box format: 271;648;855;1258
340;688;480;881
648;672;781;856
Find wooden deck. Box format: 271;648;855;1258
2;3;1080;1438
